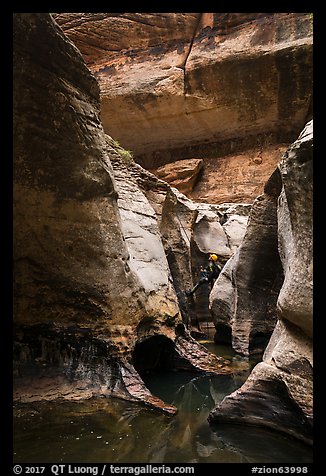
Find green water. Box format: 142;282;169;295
13;343;313;464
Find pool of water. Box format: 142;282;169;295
13;341;313;464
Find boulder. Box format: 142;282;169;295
153;158;203;195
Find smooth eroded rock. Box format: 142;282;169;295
208;122;313;444
54;13;312;167
13;13;231;414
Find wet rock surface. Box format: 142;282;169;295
208;122;313;444
210;170;284;356
13;344;313;463
13;13;232;414
13;12;313;449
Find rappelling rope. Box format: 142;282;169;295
175;209;191;245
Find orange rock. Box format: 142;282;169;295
153;158;203;195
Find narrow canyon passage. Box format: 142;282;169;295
13;12;313;466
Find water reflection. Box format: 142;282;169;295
13;342;312;464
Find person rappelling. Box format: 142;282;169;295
186;253;222;296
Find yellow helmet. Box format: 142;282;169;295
209;253;218;262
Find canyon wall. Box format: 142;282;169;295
208;121;313;445
13;13;229;413
13;12;313;445
210;168;284;355
54;13;313;169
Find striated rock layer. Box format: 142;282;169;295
54;12;313;171
208;121;313;445
13;13;231;414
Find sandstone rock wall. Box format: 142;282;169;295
53;13;200;70
189;145;289;204
159;188;251;327
277;122;313;337
153;158;203;196
14;12;313;443
210;167;284;356
13;13;230;413
109;153;179;319
208;121;313;444
54;13;313;168
14;13;143;331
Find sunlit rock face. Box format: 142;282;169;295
13;13;231;413
54;12;312;169
153;159;204;196
186;144;289;204
208;122;313;445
